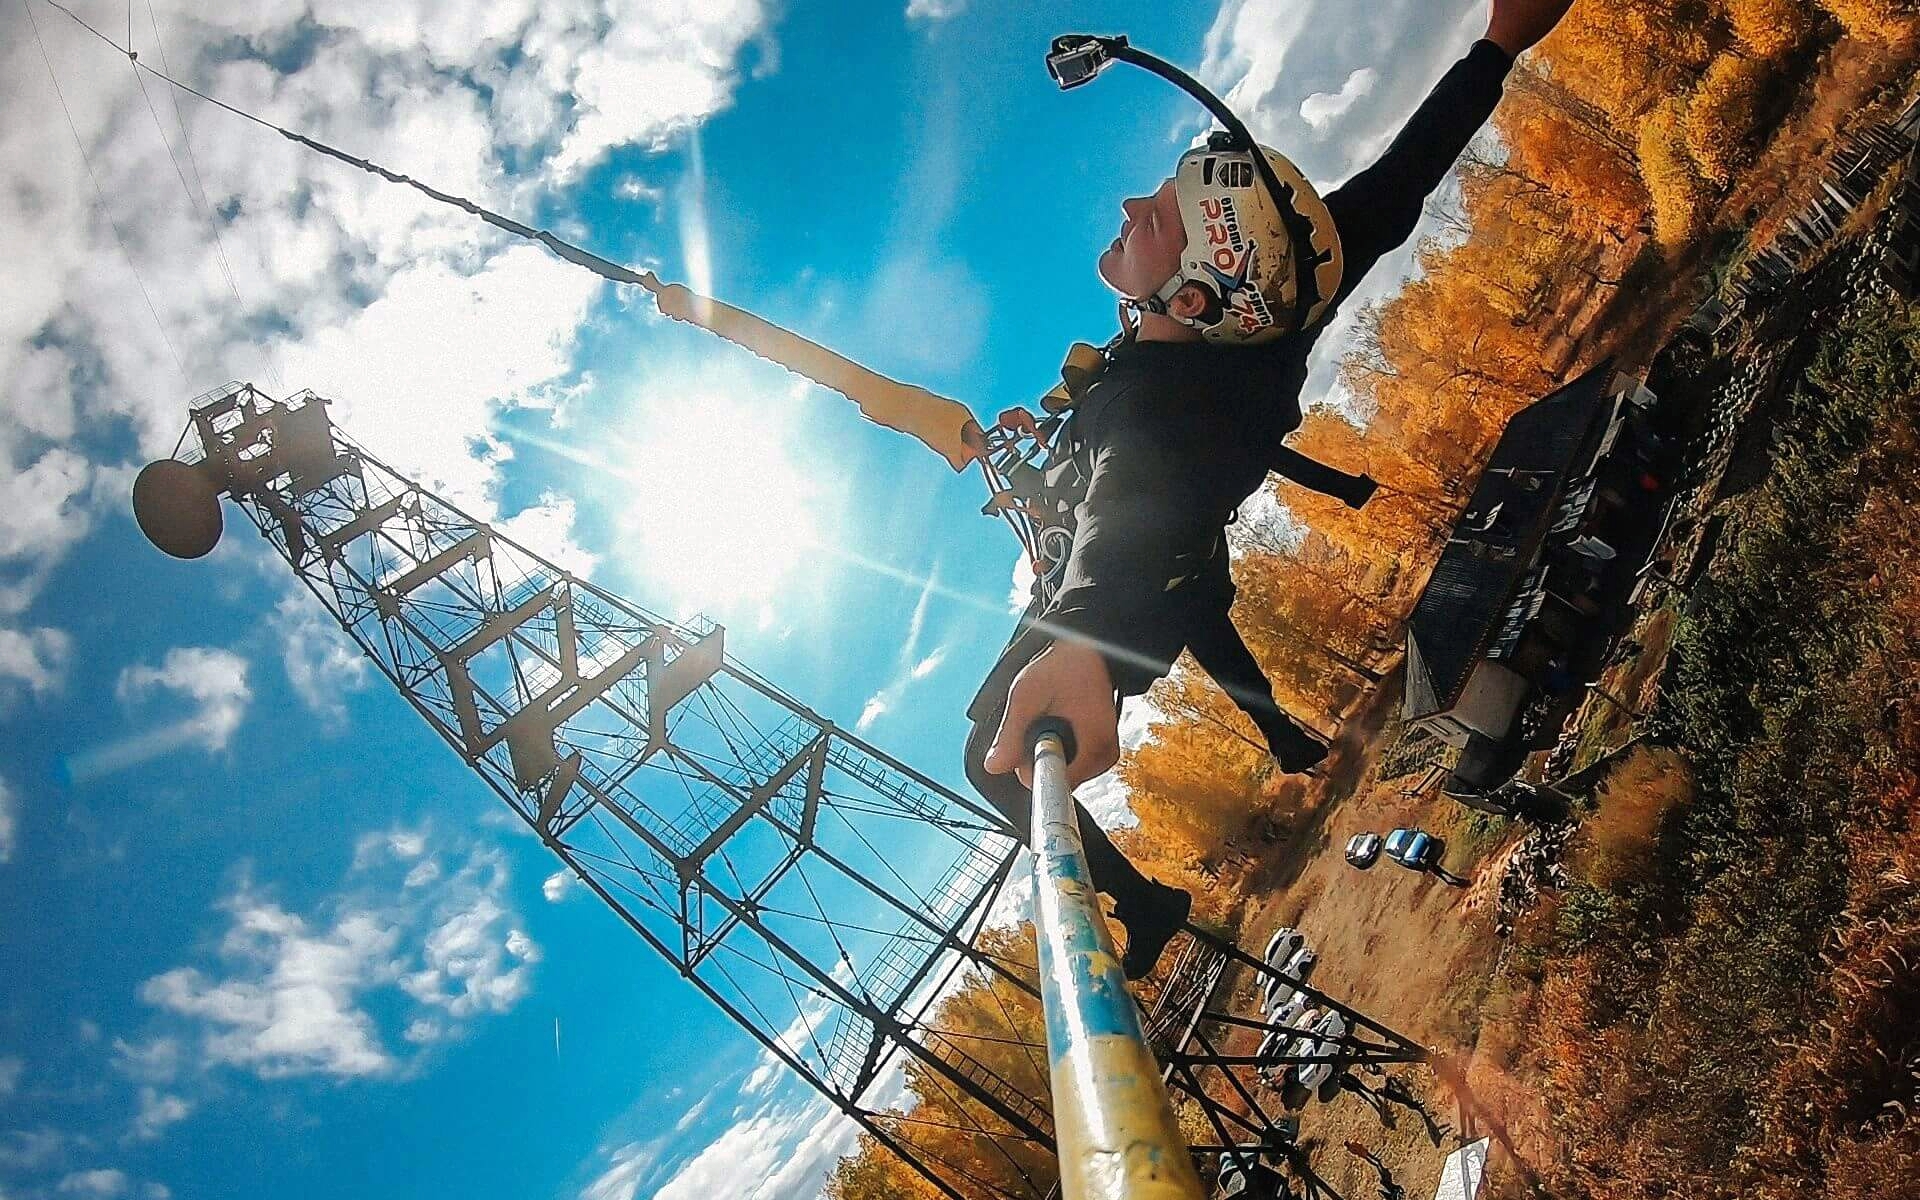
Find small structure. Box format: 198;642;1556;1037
1401;363;1671;802
1431;1139;1490;1200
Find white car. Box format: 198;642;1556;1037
1263;926;1306;966
1256;1005;1322;1083
1264;991;1309;1029
1261;945;1319;1009
1292;1009;1349;1090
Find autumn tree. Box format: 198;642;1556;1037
826;924;1055;1200
1816;0;1920;40
1637;96;1713;244
1684;53;1775;184
1724;0;1817;57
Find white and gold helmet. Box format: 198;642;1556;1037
1046;34;1346;342
1144;139;1344;343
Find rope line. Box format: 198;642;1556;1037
138;0;284;390
47;0;663;298
26;0;188;384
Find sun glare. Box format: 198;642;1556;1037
614;383;828;615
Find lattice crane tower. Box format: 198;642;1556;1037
132;382;1056;1197
133;382;1433;1200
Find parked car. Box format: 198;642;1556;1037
1292;1009;1349;1090
1384;827;1444;870
1256;1005;1322;1083
1263;926;1306;966
1344;832;1382;869
1265;991;1309;1029
1262;945;1319;1009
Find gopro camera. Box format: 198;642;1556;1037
1045;35;1120;90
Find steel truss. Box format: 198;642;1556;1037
167;383;1426;1200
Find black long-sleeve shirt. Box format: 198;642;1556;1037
1042;39;1513;695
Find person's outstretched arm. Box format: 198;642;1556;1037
1320;0;1575;312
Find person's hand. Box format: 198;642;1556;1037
1485;0;1576;57
982;641;1120;790
995;406;1048;447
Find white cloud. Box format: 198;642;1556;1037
116;647;251;750
0;448;93;615
110;1037;182;1085
909;648;946;680
612;175;666;207
548;1;773;175
504;928;539;962
1008;554;1035;613
127;1088;192;1143
139;833;536;1080
0;774;15;864
1300;67;1377;130
1196;0;1481;185
854;696;888;733
0;1055;22;1095
66;647;252;780
494;492;599;580
854;567;955;734
1;0;776;625
647;1096;863;1200
905;0;966;21
272;591;366;724
1074;694;1158;830
0;624;72;701
0;1127;71;1172
541;869;572;902
57;1170;129;1199
1193;0;1493;415
581;1141;663;1200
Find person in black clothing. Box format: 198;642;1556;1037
968;0;1578;979
1344;1142;1405;1200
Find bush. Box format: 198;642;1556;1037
1493;297;1920;1200
1726;0;1817;57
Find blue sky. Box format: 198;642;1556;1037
0;1;1486;1197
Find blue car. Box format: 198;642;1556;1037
1384;828;1442;870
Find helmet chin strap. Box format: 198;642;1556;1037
1124;276;1204;331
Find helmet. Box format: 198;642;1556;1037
1144;138;1344;343
1045;34;1346;341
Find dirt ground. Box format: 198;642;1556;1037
1193;681;1525;1200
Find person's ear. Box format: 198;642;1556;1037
1169;282;1210;320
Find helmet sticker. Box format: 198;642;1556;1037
1196;194;1275;335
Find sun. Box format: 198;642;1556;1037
613;380;829;617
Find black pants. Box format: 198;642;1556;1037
962;549;1314;911
1181;548;1318;759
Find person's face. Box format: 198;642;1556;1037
1097;177;1188;299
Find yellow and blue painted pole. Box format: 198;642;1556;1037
1026;718;1205;1200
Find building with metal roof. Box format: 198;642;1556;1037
1401;361;1669;801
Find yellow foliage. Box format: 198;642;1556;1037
1685;53;1774;184
1577;746;1693;888
1637;97;1714;244
1817;0;1920;40
1725;0;1817;57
